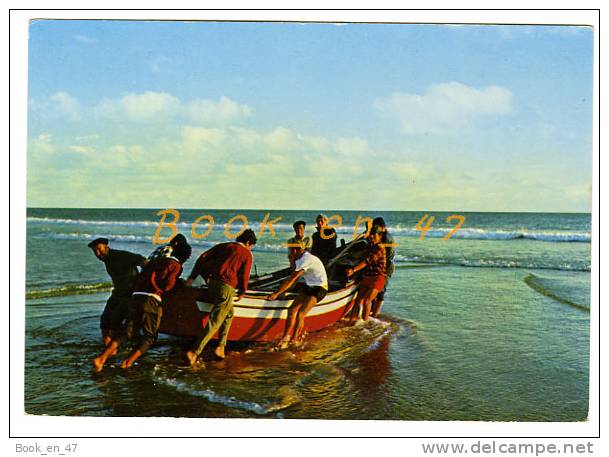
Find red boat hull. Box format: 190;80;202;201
159;282;358;342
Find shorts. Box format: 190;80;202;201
360;274;386;292
100;292;132;331
301;285;327;302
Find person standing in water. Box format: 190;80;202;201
345;225;387;321
184;229;257;365
87;238;148;347
369;217;395;317
92;243;191;372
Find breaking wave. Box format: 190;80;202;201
28;217;590;243
26;282;113;299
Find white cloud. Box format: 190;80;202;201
69;145;95;154
98;91;180;122
29;134;56;155
375;81;514;135
73;34;97;44
334;137;370;157
186;96;252;124
50;92;81;120
29;92;81;120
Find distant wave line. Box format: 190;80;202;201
394;255;590;272
28;216;591;243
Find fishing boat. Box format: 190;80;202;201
159;237;369;342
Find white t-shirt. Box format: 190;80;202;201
294;251;328;289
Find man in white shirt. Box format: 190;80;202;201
266;239;328;349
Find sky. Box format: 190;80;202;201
26;20;594;212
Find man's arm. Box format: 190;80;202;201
162;262;183;293
185;247;214;285
266;270;305;301
235;252;253;301
345;260;367;279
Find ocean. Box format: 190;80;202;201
24;208;591;420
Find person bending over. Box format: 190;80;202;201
185;229;257;365
92;243;191;372
87;237;147;347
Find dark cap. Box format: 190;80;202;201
87;237;109;248
293;220;306;229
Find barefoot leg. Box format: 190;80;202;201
186;351;198;366
93;340;120;372
293;295;317;342
121;350;143;369
214;345;226;359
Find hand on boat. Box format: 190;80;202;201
235;293;245;302
266;293;278;301
346;268;353;278
184;278;194;287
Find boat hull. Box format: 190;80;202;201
159;282;358;342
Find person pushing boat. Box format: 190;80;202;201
266;239;328;349
184;229;257;365
92;242;192;372
87;237;148;347
369;217;395;317
345;225;387;321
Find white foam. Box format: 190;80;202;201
158;377;278;415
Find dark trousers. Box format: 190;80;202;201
100;291;132;332
118;294;163;354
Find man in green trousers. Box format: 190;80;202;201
184;229;257;365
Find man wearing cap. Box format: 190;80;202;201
92;243;191;372
287;220;311;270
370;217;395;317
88;238;148;346
311;213;337;265
267;239;328;349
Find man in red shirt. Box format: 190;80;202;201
92;243;191;372
184;229;257;365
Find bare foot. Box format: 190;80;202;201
120;359;133;369
186;351;198;366
92;357;104;373
214;346;226;360
275;339;290;350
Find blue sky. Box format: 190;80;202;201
27;20;593;211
